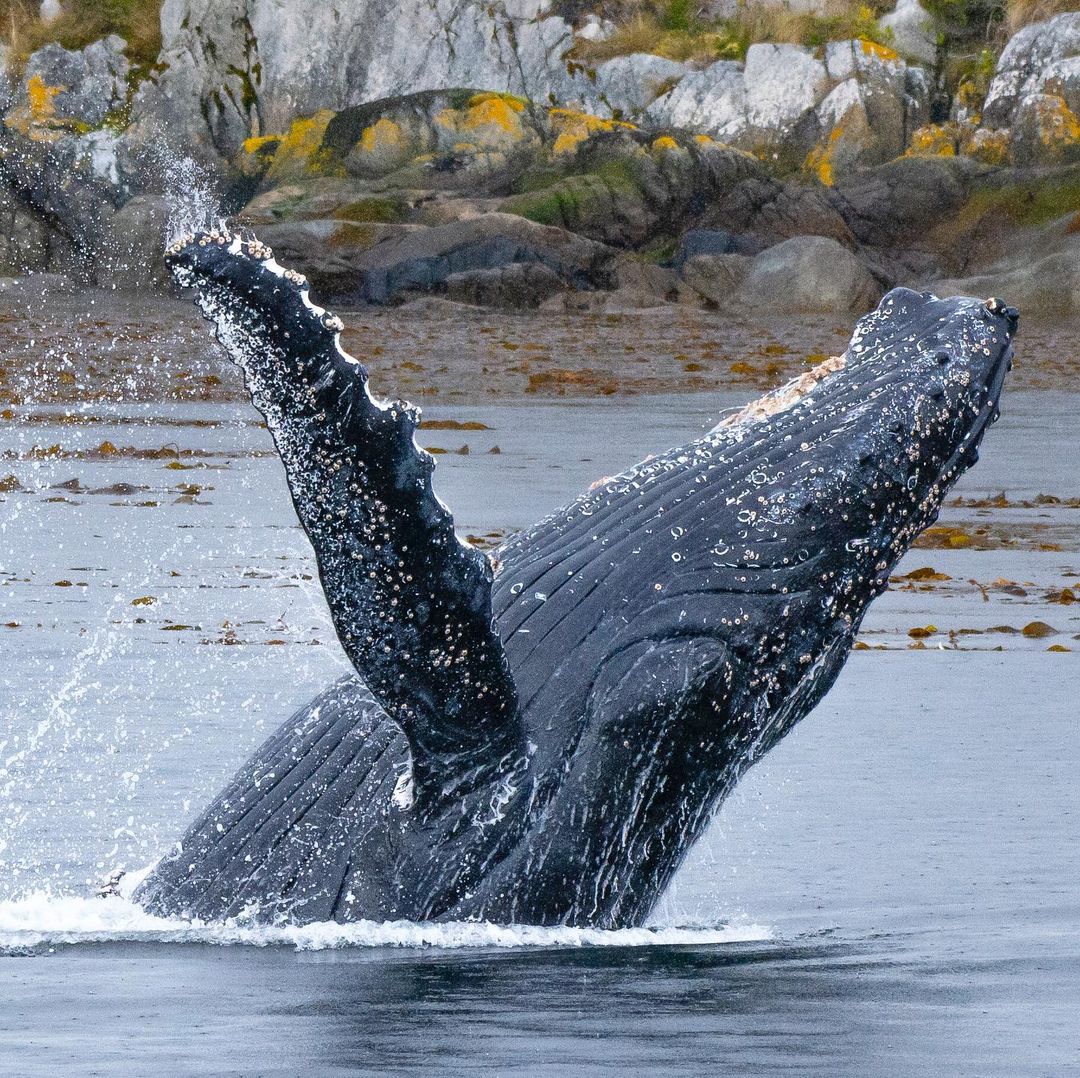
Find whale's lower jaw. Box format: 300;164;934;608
136;230;1016;929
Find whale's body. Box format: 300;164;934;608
135;231;1015;928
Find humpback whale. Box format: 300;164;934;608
134;229;1016;928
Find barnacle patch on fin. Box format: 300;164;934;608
713;354;847;431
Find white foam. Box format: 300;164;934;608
0;893;770;953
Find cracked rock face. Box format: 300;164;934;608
144;1;924;183
143;0;582;159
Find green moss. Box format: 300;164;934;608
960;172;1080;230
591;157;642;193
642;236;679;263
501;188;566;226
512;167;565;195
501;155;645;231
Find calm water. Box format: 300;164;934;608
0;383;1077;1076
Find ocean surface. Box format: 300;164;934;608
0;369;1077;1074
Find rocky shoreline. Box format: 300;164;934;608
2;3;1080;317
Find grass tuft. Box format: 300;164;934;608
0;0;162;68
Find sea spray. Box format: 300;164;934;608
0;890;770;953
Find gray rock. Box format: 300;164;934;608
256;212;615;303
834;155;979;249
0;189;51;275
673;229;740;269
23;36;129;128
99;195;173;290
1008;93;1080;168
679;252;751;306
645;44;829;153
699;174;854;250
646;60;747;142
879;0;936;64
648;38;921;178
815;39;913;168
445;261;566;309
744;43;827;139
586;54;690;119
984;12;1080;128
931;215;1080;317
735;236;880;313
1033;56;1080;118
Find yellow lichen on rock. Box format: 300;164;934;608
360;116;405;155
906;123;958;157
260;110;342;183
463;92;526;137
5;74;64;140
1033;95;1080;149
859;39;899;63
651;135;679;153
804;124;847;187
242;134;281;156
429;94;532;154
235;134;283;179
27;75;61;123
347;115;416;176
962;127;1009;166
548;107;636;156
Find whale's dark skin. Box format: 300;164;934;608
134;229;1016;928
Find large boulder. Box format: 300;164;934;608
805;40;927;183
253;211;616;303
733;235;881;313
984;13;1080;128
22;36;129;129
678;252;751;305
1009;92;1080;168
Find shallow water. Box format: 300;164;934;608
0;365;1077;1073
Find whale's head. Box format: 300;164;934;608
663;285;1018;758
742;288;1016;613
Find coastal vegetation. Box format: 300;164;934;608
0;0;161;65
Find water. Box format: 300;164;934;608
0;336;1077;1072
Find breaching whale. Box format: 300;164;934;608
133;229;1016;928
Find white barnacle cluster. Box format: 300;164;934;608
242;238;275;262
712;354;847;434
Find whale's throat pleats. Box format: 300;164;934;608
166;236;525;808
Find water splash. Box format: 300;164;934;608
0;891;770;953
162;154;223;248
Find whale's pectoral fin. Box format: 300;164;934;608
166;232;523;805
